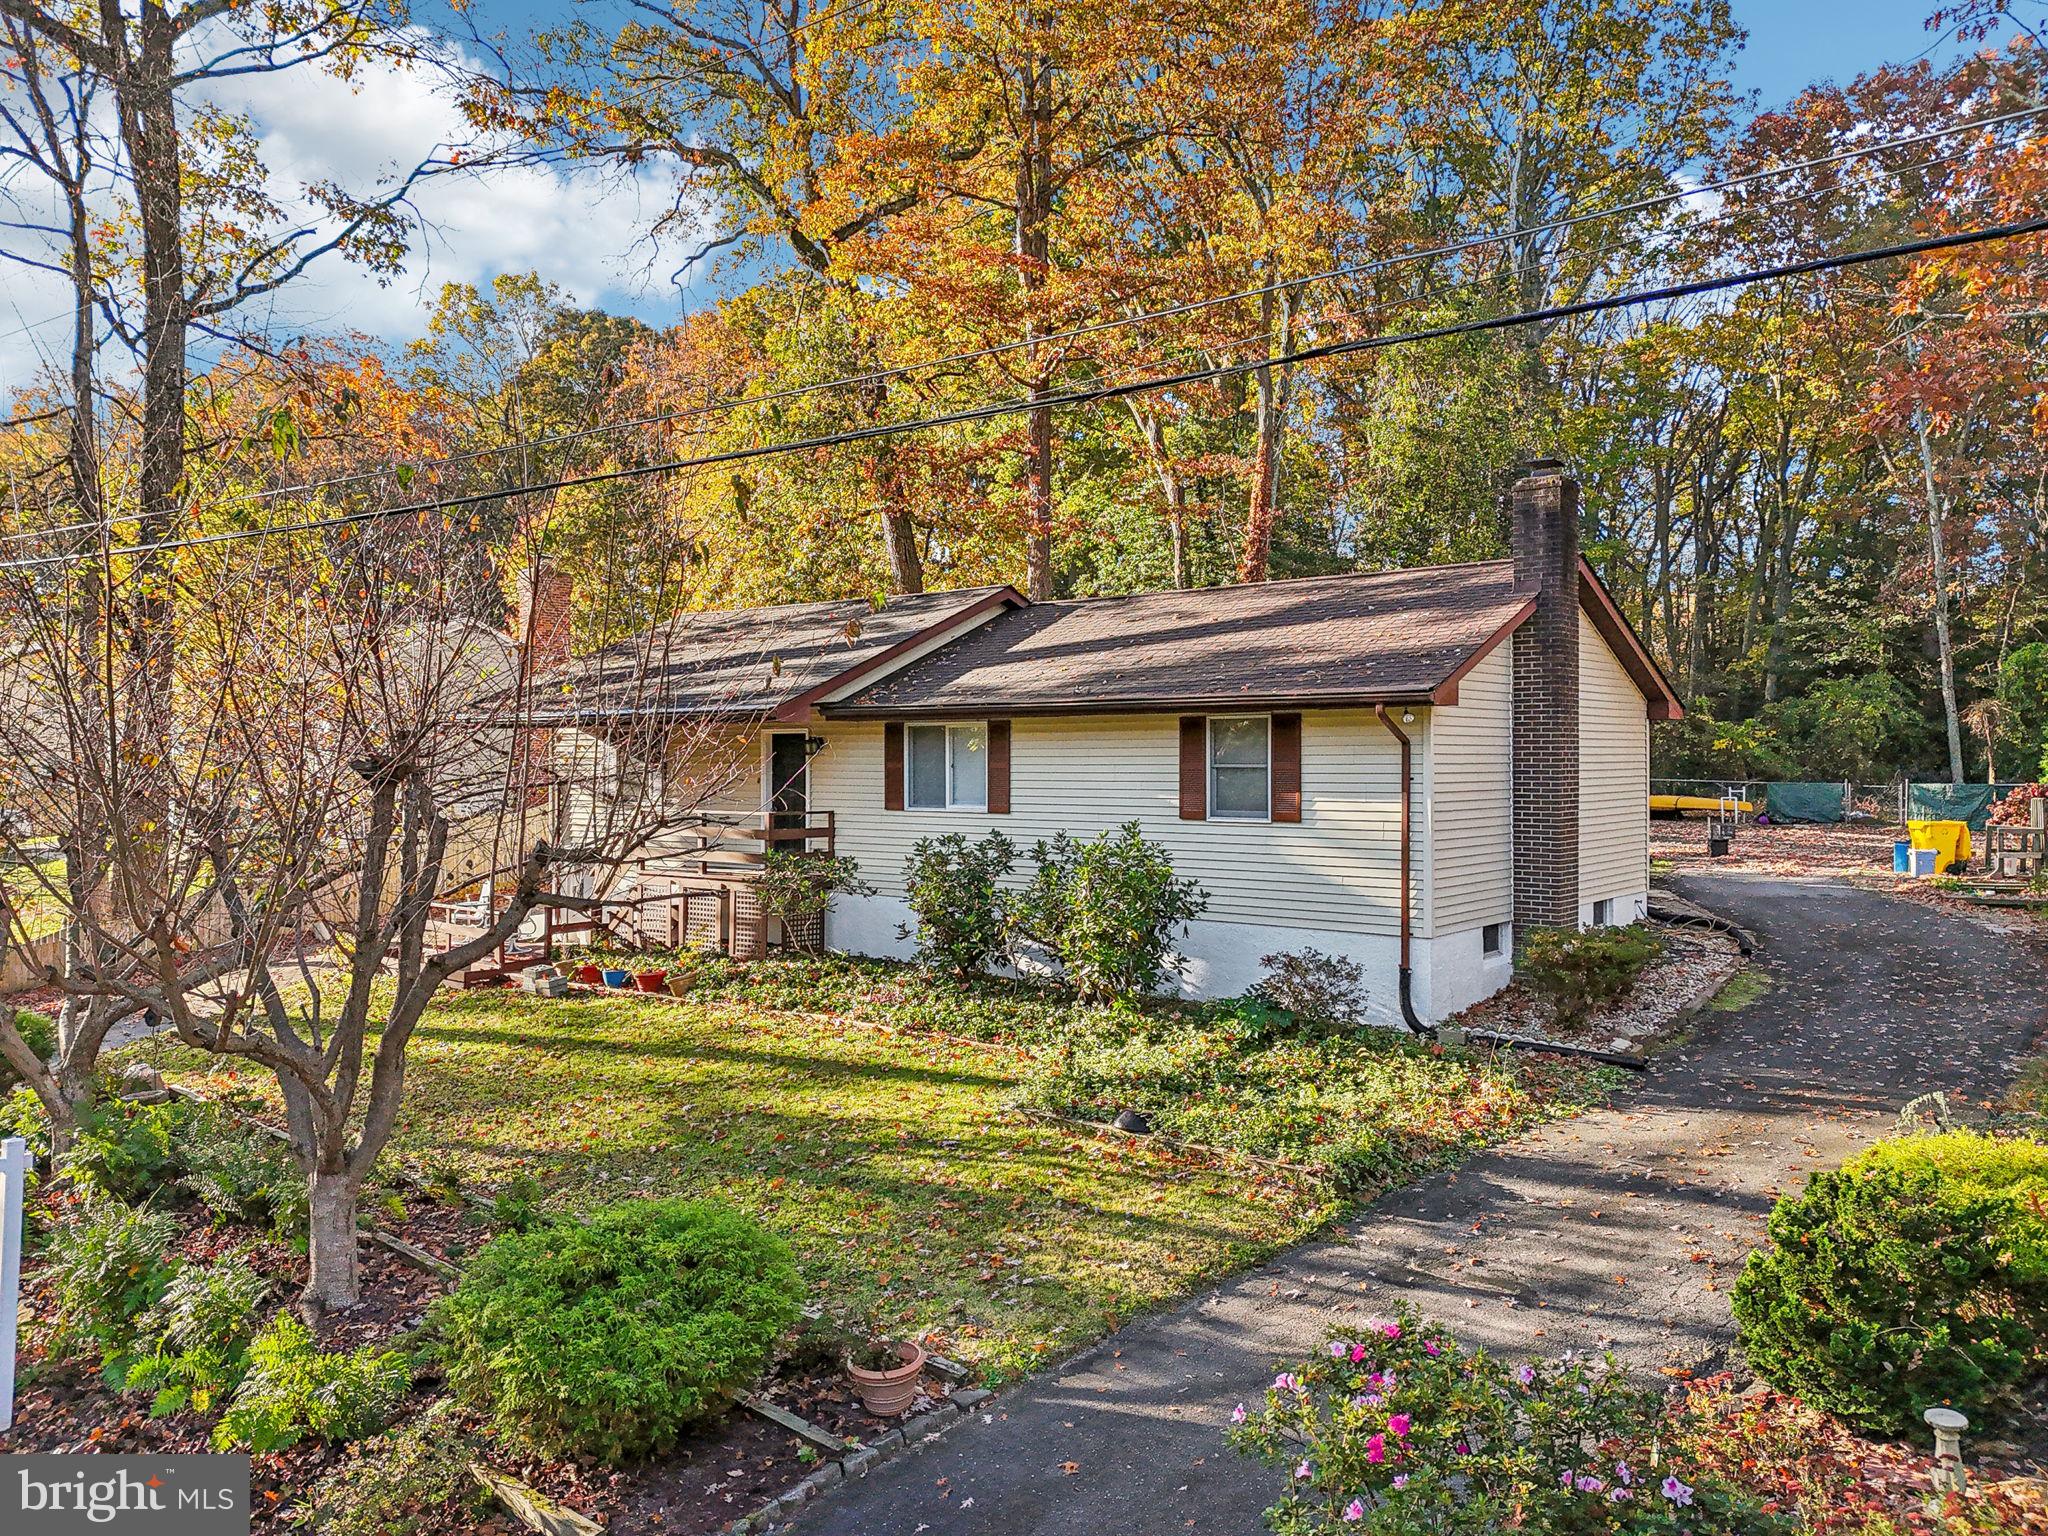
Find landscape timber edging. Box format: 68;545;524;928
725;1385;996;1534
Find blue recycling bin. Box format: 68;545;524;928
1893;840;1912;874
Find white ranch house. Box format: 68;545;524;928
532;462;1680;1028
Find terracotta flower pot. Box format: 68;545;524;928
575;964;603;985
848;1340;926;1418
634;970;669;993
666;973;695;998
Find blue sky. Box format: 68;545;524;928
0;0;2019;384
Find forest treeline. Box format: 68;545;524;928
2;0;2046;785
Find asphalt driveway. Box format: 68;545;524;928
798;875;2048;1536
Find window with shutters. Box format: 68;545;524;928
906;723;987;810
1207;715;1271;821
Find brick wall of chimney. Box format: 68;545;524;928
516;558;575;679
1509;460;1581;932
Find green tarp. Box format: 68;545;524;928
1906;782;2030;832
1764;782;1847;824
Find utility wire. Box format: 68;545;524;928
8;211;2045;575
5;98;2040;551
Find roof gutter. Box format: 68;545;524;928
1373;704;1429;1037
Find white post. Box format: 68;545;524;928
0;1134;25;1435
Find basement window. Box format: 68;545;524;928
1482;922;1507;958
906;723;987;810
1208;715;1271;820
1591;899;1614;927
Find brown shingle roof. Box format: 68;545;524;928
823;560;1536;716
532;586;1018;721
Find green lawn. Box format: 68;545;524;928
3;854;65;940
147;988;1333;1381
141;956;1609;1384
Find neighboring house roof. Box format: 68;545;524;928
530;585;1023;723
823;560;1562;718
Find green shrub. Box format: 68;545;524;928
1249;949;1370;1031
1230;1305;1774;1533
753;851;873;955
212;1314;411;1453
1733;1130;2048;1435
431;1197;804;1461
1518;924;1662;1023
118;1260;272;1415
49;1199;181;1362
1012;823;1208;1002
481;1171;548;1234
292;1401;491;1536
901;832;1016;976
69;1094;200;1204
176;1110;306;1235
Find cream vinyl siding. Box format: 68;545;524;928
1426;643;1514;934
553;725;760;858
809;710;1417;937
1579;609;1651;905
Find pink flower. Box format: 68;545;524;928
1576;1475;1605;1494
1366;1434;1387;1464
1230;1403;1246;1424
1349;1343;1369;1364
1515;1364;1536;1388
1330;1340;1351;1360
1294;1459;1312;1481
1455;1442;1471;1456
1273;1372;1301;1393
1423;1340;1442;1357
1614;1462;1634;1487
1382;1322;1402;1339
1343;1499;1366;1523
1661;1475;1694;1507
1608;1488;1634;1502
1387;1414;1411;1438
1391;1474;1409;1491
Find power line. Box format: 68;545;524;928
8;211;2044;576
6;98;2039;552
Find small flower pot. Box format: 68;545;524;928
575;964;603;985
847;1340;927;1418
666;973;695;998
601;968;632;988
633;970;669;993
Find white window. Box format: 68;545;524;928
906;723;987;810
1591;899;1613;927
1482;922;1507;958
1208;715;1271;821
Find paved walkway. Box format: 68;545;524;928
800;876;2048;1536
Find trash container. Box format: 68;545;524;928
1906;819;1972;873
1893;840;1912;874
1910;847;1939;877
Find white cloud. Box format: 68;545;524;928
0;36;715;389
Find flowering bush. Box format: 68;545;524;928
1227;1308;1777;1534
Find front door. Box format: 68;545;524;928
767;733;810;838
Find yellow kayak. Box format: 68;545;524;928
1649;794;1755;815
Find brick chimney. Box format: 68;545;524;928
1509;459;1581;932
514;557;574;681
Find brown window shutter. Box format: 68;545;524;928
987;720;1011;814
883;722;904;811
1272;713;1302;823
1178;716;1207;820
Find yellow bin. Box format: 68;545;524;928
1906;819;1972;873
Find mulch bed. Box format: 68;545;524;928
0;1189;464;1531
4;1155;964;1536
1449;925;1744;1053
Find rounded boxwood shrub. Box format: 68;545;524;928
431;1198;804;1462
1732;1130;2048;1435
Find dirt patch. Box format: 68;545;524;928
1652;817;1896;878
